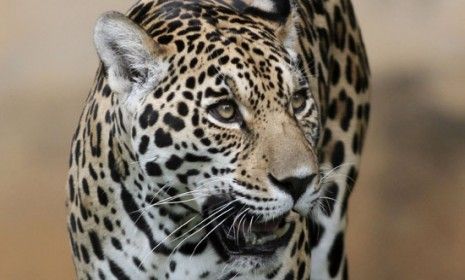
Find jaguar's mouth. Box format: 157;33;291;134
203;197;295;258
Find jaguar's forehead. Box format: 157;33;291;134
147;1;292;60
140;0;299;108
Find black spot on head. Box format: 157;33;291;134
167;20;183;32
154;128;173;148
154;88;163;99
190;57;198;68
158;34;174;45
186;77;196;89
165;155;183;170
139;135;150;154
146;162;163;177
163;113;186;131
182;91;194;100
207;65;217;77
185;153;211;162
218;55;229;65
177;102;189;116
130;2;153;24
193;128;204;138
139;104;159;129
198;71;206;84
175;40;185;52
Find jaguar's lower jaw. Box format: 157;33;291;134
202;197;295;260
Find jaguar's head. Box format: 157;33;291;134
94;0;320;271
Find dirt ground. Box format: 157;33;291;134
1;1;464;279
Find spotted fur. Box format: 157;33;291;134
67;0;370;279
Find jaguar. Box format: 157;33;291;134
66;0;370;279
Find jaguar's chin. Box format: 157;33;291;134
202;196;295;261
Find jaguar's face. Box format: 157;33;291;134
94;7;321;270
135;29;320;266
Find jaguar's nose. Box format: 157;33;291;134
268;173;317;202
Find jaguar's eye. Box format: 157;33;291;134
291;90;307;113
208;100;241;123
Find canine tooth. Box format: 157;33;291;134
245;232;257;244
256;234;277;245
250;234;258;245
275;223;290;237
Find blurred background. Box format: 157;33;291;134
0;0;464;279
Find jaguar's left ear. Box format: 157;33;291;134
94;11;167;96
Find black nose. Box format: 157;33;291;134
268;173;317;202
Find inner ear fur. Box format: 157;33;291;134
93;11;165;95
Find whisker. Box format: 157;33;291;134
320;162;356;182
134;182;219;214
248;216;254;235
168;206;236;261
169;199;238;246
139;215;198;268
227;206;248;237
130;181;173;236
318;196;338;203
189;212;235;259
235;209;249;244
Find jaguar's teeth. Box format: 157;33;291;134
256;234;277;245
241;222;290;245
244;232;257;244
275;223;290;238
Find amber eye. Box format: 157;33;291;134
291;90;307;113
208;100;241;123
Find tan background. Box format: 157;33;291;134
1;0;464;279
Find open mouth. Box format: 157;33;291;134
203;197;295;258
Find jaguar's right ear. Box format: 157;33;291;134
94;11;166;95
